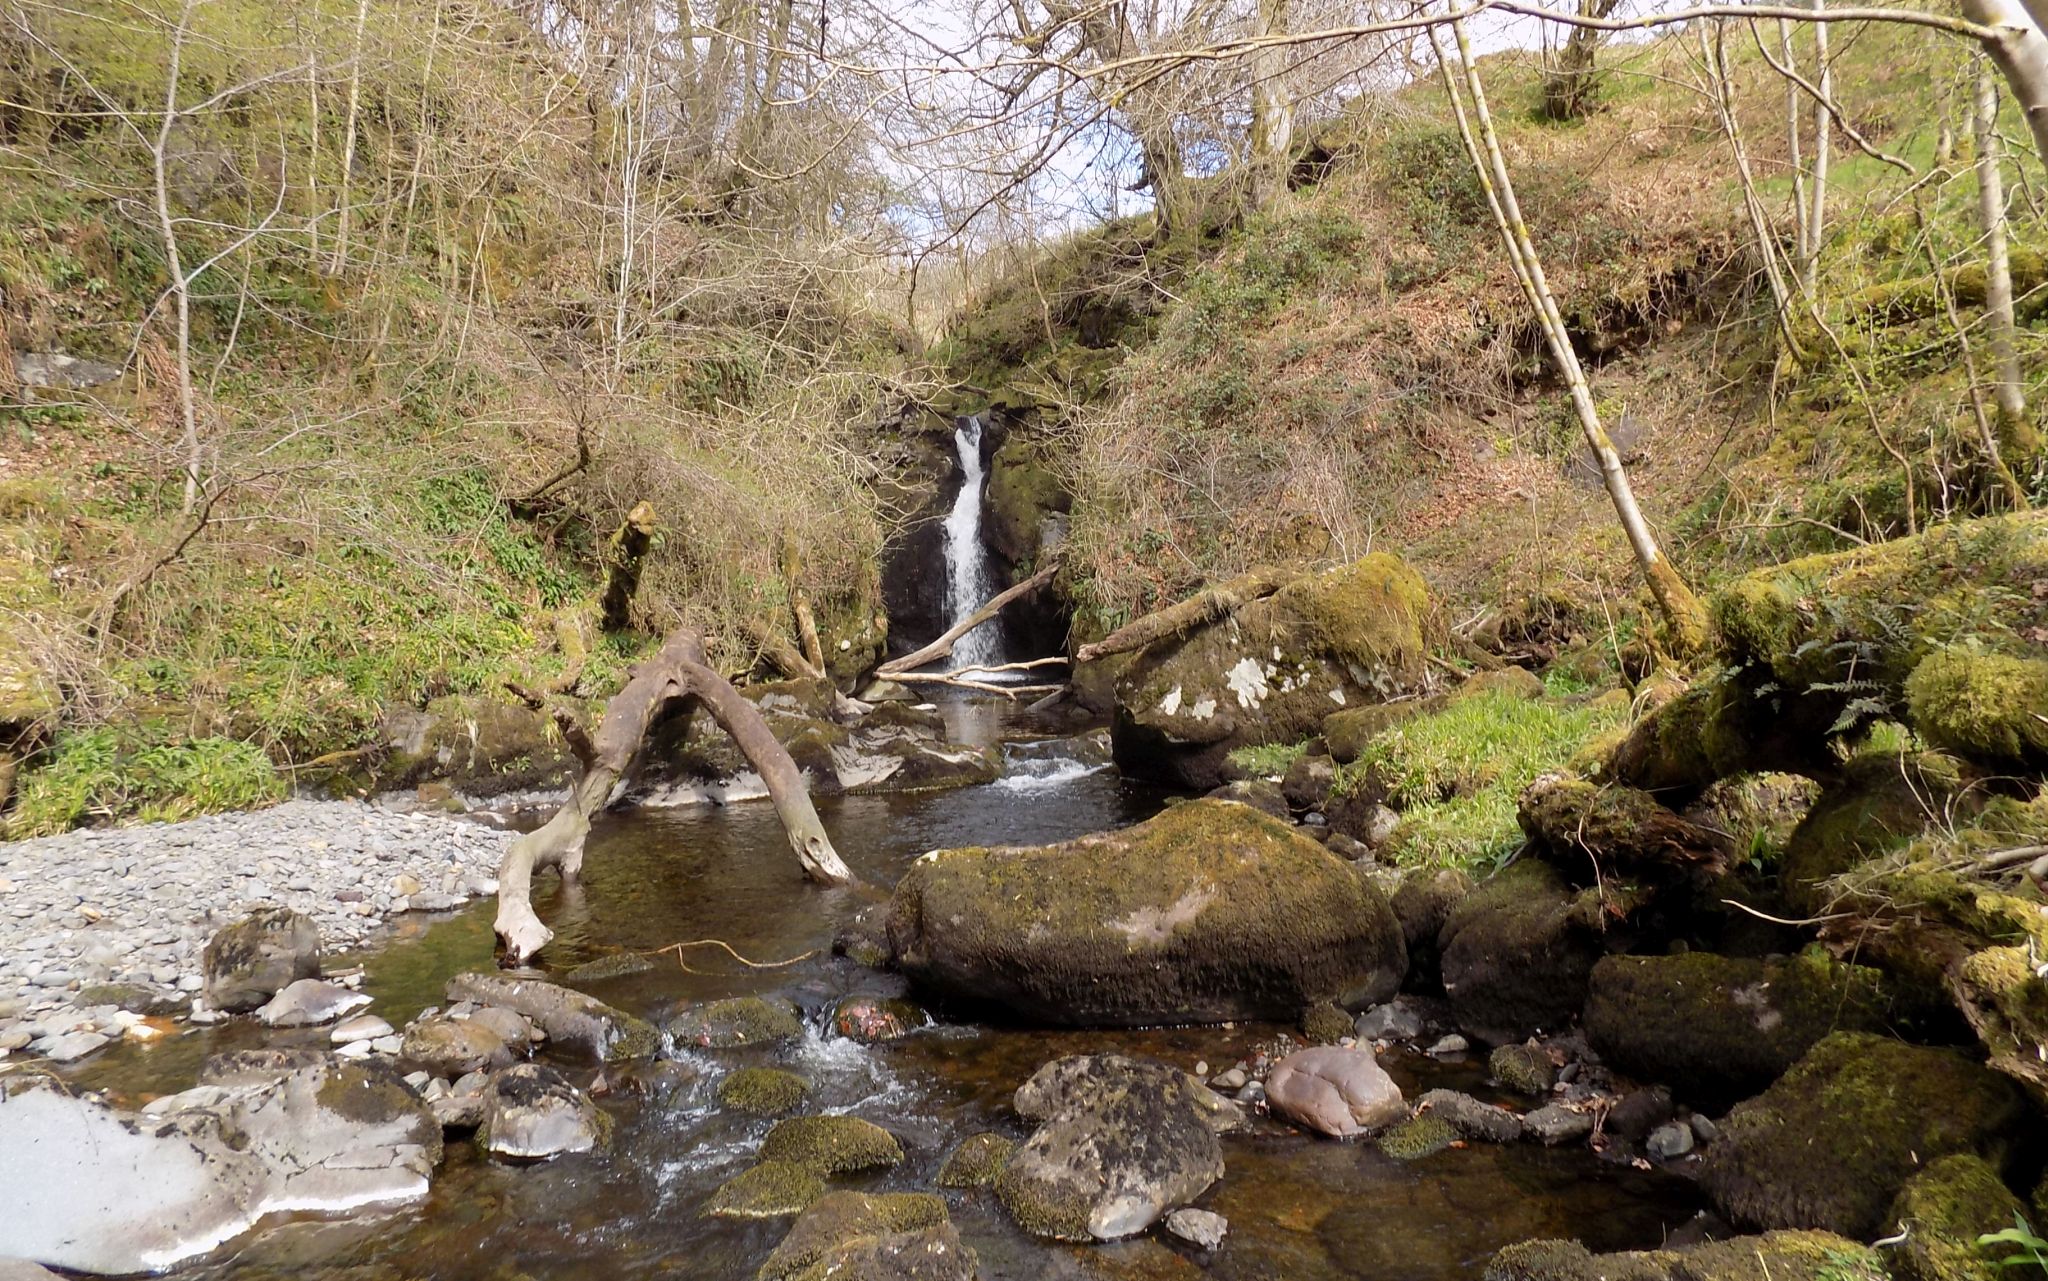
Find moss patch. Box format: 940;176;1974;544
1302;1001;1354;1045
758;1190;951;1281
936;1132;1016;1188
717;1068;811;1117
705;1160;827;1219
1378;1113;1458;1161
666;996;805;1049
1887;1155;2027;1281
1270;553;1432;676
1489;1044;1556;1097
1905;648;2048;768
1485;1231;1886;1281
759;1115;904;1175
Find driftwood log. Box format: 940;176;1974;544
494;627;854;961
1073;565;1290;664
875;560;1059;678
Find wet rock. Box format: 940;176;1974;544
831;994;926;1043
0;1056;437;1274
1522;1104;1594;1146
760;1115;904;1175
1584;950;1897;1109
72;983;180;1015
1647;1122;1696;1161
466;1005;535;1047
1518;774;1733;884
936;1132;1016;1188
1887;1155;2026;1281
1383;866;1470;991
1438;861;1608;1046
480;1063;606;1161
1486;1230;1887;1281
1377;1113;1457;1161
1699;1032;2029;1237
1111;555;1431;789
444;972;658;1061
1607;1088;1674;1145
202;908;321;1013
431;1075;491;1130
665;994;805;1049
1428;1034;1469;1056
1488;1043;1555;1096
997;1054;1228;1242
717;1067;810;1117
885;799;1405;1026
759;1191;968;1281
257;978;371;1028
1416;1089;1524;1143
400;1016;513;1077
1203;779;1292;820
1265;1046;1405;1138
1301;1001;1353;1045
1165;1208;1229;1251
1280;754;1337;811
565;953;657;983
706;1161;826;1219
38;1031;110;1063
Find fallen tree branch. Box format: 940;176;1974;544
1074;565;1291;663
888;673;1066;698
1979;843;2048;870
876;560;1059;677
494;627;854;961
745;618;827;681
90;477;235;639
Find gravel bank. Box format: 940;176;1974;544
0;800;516;1064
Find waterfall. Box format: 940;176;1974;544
941;415;1002;671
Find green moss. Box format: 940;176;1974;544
1301;1001;1354;1044
1487;1231;1890;1281
1271;553;1432;676
758;1191;951;1281
717;1068;811;1117
759;1115;904;1175
1779;752;1975;909
1905;648;2048;767
666;996;805;1049
1489;1044;1556;1096
1698;1032;2029;1238
1226;740;1310;777
1323;698;1439;765
1378;1113;1458;1161
994;1158;1096;1241
1583;950;1898;1109
705;1160;827;1219
1888;1155;2027;1281
936;1132;1016;1188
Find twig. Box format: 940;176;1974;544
651;939;819;969
1720;898;1855;926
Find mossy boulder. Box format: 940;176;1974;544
1384;865;1473;992
1905;648;2048;770
1583;951;1897;1109
982;433;1071;566
1489;1043;1556;1096
759;1115;905;1175
1779;753;1982;912
936;1132;1016;1188
717;1068;811;1117
1698;1032;2030;1237
1887;1155;2027;1281
1302;1001;1354;1044
1111;554;1431;788
830;994;926;1043
706;1160;828;1219
1518;775;1733;884
1438;860;1612;1045
758;1191;967;1281
1323;697;1440;766
665;995;806;1049
883;798;1407;1025
373;694;575;797
996;1054;1228;1242
1485;1231;1886;1281
1377;1113;1457;1161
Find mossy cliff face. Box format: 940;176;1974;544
1111;554;1430;789
1886;1155;2027;1281
1484;1231;1886;1281
883;798;1407;1026
1582;951;1897;1109
982;433;1072;567
1697;1032;2030;1238
1437;860;1613;1046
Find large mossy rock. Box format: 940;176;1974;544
1887;1155;2027;1281
1518;774;1733;885
883;799;1406;1025
1697;1032;2030;1238
1438;860;1615;1045
374;693;576;796
1615;512;2048;796
1778;753;1982;911
1484;1231;1886;1281
759;1191;971;1281
995;1055;1231;1242
1111;554;1430;788
1583;951;1897;1108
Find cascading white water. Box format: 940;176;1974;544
941;415;1002;671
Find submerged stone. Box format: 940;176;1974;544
884;799;1405;1026
757;1191;962;1281
666;995;805;1049
481;1063;607;1162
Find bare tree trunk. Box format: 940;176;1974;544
1542;0;1620;120
876;561;1058;676
1249;0;1293;209
1703;21;1807;362
1778;19;1811;274
1074;566;1291;663
154;0;202;516
1807;0;1831;295
1439;18;1710;655
329;0;372;276
1967;0;2048;165
1975;55;2027;426
494;629;853;961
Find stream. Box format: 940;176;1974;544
64;701;1700;1281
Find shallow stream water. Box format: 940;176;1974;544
70;701;1700;1281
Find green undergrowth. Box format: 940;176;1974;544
1226;740;1310;778
8;727;284;838
1338;690;1625;869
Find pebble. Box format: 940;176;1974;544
1166;1208;1229;1251
1689;1114;1720;1143
1211;1067;1248;1091
1427;1034;1469;1056
332;1014;396;1043
1647;1121;1696;1160
0;800;515;1065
